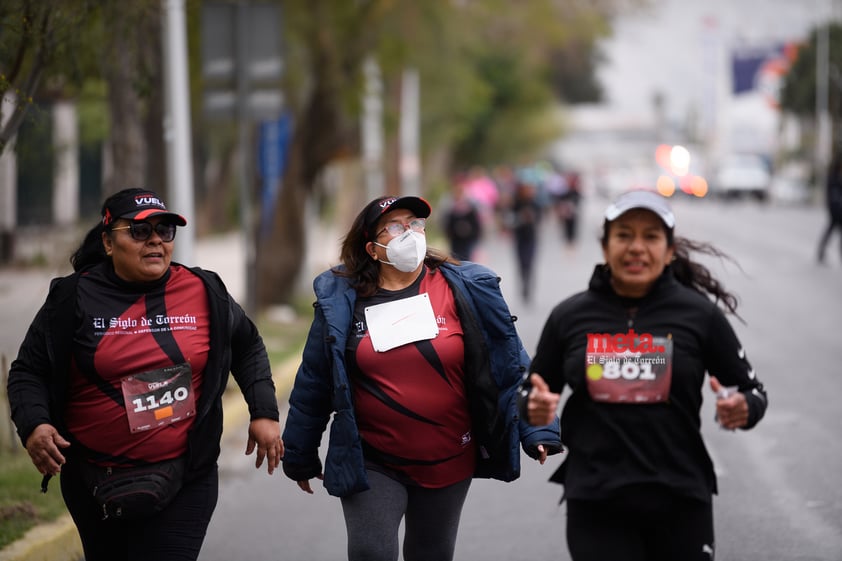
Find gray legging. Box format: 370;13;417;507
340;469;472;561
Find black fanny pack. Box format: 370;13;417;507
77;456;186;520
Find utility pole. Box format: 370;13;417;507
162;0;196;265
399;68;420;196
816;12;831;193
362;56;385;200
0;93;16;263
201;1;284;315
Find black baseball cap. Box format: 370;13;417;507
604;189;675;229
102;189;187;227
363;196;431;238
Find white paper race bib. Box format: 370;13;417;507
121;362;196;433
364;293;439;352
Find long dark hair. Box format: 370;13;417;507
670;236;740;316
69;222;108;272
602;220;741;317
334;200;456;297
69;188;143;271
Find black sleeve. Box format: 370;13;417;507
528;305;568;394
7;303;55;446
7;273;79;446
228;295;280;422
703;308;768;428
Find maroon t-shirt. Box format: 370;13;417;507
65;264;209;465
348;267;476;488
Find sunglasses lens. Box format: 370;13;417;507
155;223;176;242
126;222;176;241
129;223;153;240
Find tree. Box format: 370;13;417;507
253;0;615;308
2;0;615;307
549;38;605;104
1;0;167;197
0;0;98;155
97;0;166;194
779;23;842;154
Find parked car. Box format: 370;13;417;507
712;153;772;201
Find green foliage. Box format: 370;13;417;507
16;110;54;225
77;79;108;148
368;0;611;169
0;452;69;549
277;0;612;172
450;51;560;166
0;0;105;154
255;306;311;367
779;23;842;155
0;0;101;95
780;23;842;118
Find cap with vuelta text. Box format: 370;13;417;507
102;189;187;226
604;189;675;229
363;196;431;238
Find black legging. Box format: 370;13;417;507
60;459;218;561
817;215;842;263
515;233;537;301
340;469;471;561
566;484;715;561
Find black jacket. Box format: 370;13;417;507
530;265;768;503
7;263;279;480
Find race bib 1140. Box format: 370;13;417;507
120;362;196;433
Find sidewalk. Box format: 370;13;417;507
0;230;311;561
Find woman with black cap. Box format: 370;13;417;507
523;189;769;561
7;187;283;561
281;195;562;561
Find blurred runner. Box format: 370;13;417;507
443;178;483;261
817;155;842;265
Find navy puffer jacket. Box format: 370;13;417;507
282;261;561;497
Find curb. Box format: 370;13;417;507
0;351;301;561
0;515;81;561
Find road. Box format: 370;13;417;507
197;195;842;561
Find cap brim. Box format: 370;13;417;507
364;196;432;239
124;209;187;226
386;197;431;219
604;191;674;229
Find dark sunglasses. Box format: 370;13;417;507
111;222;177;242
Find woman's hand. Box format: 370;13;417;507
297;474;324;494
25;423;70;476
710;376;749;430
527;374;560;427
245;418;284;474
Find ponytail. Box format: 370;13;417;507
670;236;742;319
69;223;108;271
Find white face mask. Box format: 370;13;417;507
375;230;426;272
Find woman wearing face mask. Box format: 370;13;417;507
282;195;562;561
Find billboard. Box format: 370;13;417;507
731;42;799;107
